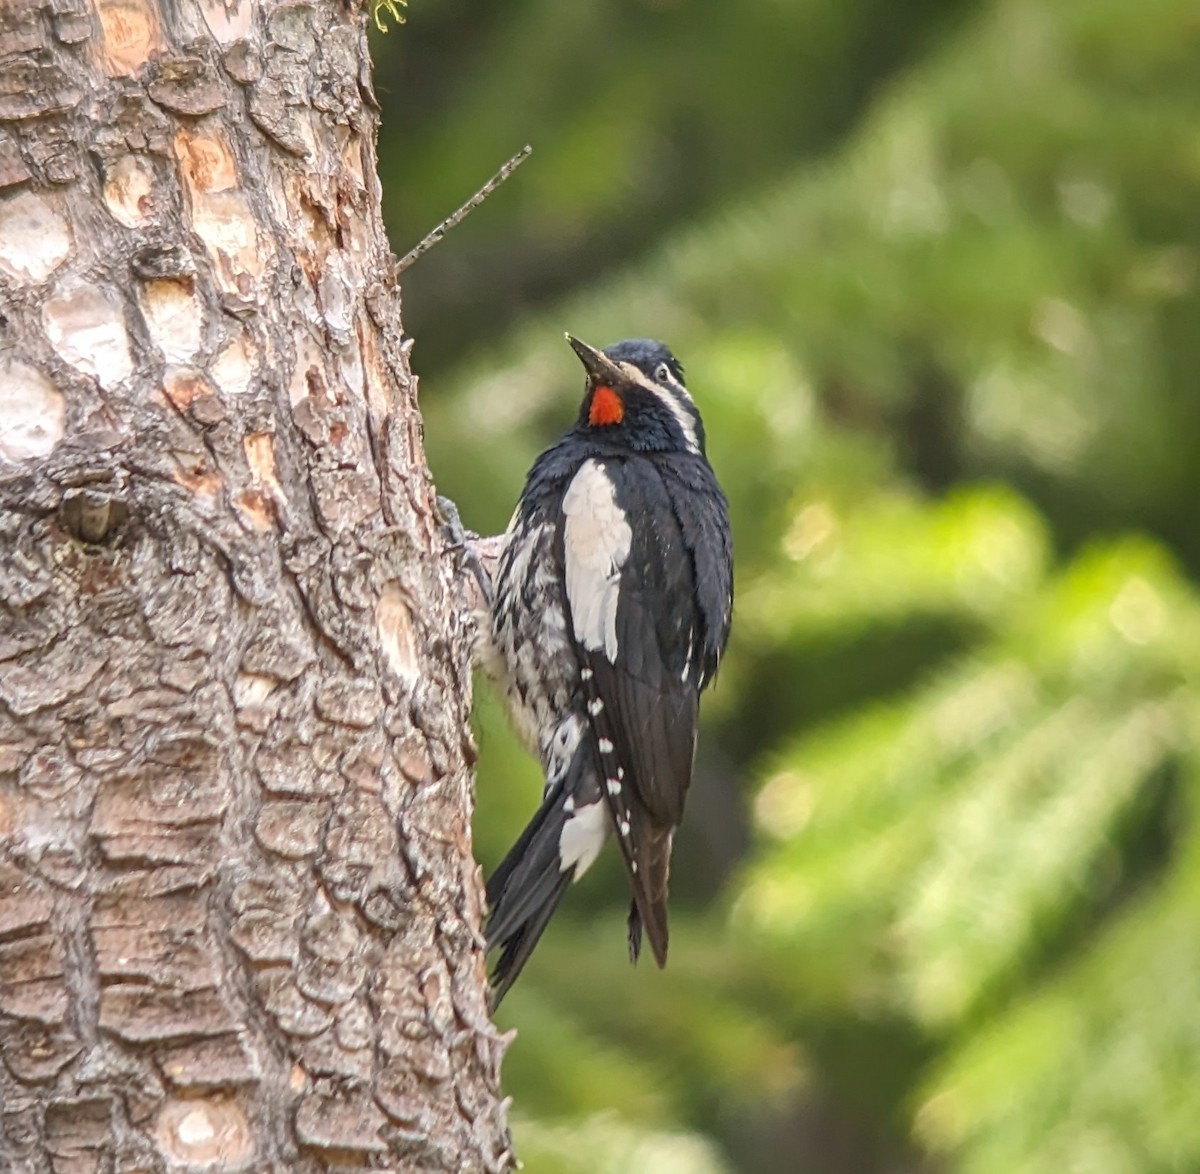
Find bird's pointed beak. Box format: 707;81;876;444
566;334;624;385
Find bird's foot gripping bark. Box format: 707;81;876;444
437;494;508;674
437;494;495;606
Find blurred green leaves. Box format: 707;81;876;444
743;532;1196;1019
515;1112;732;1174
378;0;1200;1169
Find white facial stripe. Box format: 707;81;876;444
656;387;700;453
616;361;700;453
562;460;631;660
617;361;656;388
559;799;608;876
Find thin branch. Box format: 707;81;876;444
394;144;533;276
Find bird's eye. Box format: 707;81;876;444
653;362;674;384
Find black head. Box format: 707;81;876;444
566;334;705;455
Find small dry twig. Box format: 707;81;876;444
395;145;533;276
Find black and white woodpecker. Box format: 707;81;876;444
476;334;733;1006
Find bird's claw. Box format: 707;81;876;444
436;493;495;607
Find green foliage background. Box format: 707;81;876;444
373;1;1200;1169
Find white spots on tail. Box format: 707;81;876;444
598;738;614;754
606;778;621;796
563;460;631;660
559;799;608;877
588;697;604;716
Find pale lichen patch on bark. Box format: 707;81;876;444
102;152;159;227
0;360;66;463
42;282;134;388
175;128;238;194
175;130;271;301
139;276;204;362
96;0;162;76
153;1095;254;1168
233;670;276;709
189;188;270;300
242;431;281;494
0;189;71;284
198;0;254;45
232;670;280;731
210;326;257;396
377;585;420;688
236;432;285;530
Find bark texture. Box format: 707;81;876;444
0;0;511;1169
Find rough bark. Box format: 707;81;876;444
0;0;511;1170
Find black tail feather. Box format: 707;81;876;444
488;870;571;1009
628;899;643;964
485;777;575;1008
625;825;671;969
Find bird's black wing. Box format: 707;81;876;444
657;451;734;691
559;456;725;966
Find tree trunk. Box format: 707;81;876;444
0;1;510;1169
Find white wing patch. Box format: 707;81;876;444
558;799;609;876
562;459;632;660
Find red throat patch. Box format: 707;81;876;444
588;385;624;427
